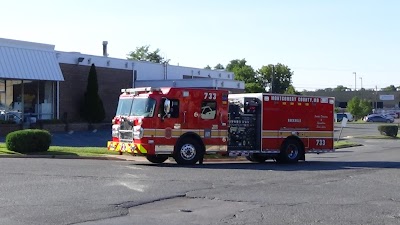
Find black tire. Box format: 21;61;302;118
146;155;169;163
173;138;203;165
278;139;303;163
246;154;268;163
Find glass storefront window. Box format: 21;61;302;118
0;79;55;124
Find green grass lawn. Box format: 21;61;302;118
0;140;362;157
0;143;120;157
334;140;362;149
356;135;399;139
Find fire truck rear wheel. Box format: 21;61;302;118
173;138;203;165
146;155;169;163
278;139;303;163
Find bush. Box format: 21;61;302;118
378;125;399;138
6;129;51;153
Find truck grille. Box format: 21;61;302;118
119;130;133;142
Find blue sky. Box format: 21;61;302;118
1;0;399;91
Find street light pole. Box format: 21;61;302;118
353;72;357;91
359;77;363;98
359;77;363;90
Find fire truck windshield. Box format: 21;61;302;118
116;98;133;116
116;97;156;117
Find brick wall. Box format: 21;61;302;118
59;64;133;122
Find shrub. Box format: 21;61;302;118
81;64;106;123
378;125;399;138
6;129;51;153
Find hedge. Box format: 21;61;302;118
377;125;399;138
6;129;51;153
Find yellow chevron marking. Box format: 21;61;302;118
136;144;147;154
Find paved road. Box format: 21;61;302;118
1;134;399;225
334;122;388;139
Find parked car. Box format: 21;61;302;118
335;113;353;122
364;114;394;123
383;112;398;119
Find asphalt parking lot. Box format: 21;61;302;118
0;129;112;147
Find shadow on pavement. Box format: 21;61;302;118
133;160;400;171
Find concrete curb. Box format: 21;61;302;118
0;154;248;162
0;154;130;161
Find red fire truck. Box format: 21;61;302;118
107;87;335;165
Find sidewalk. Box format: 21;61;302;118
0;153;247;162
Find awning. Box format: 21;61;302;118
0;38;64;81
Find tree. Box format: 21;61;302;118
333;85;349;92
245;82;266;93
347;97;362;120
226;59;264;93
127;45;169;63
81;64;106;123
285;85;301;95
204;65;211;69
214;63;224;70
257;63;293;94
347;96;372;120
380;85;397;92
360;99;373;116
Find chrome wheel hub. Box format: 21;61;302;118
180;144;196;160
286;144;299;159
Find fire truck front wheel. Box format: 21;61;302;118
146;155;169;163
278;139;303;163
173;138;203;165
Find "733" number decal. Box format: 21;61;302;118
316;139;326;146
204;92;217;100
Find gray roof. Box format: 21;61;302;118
0;38;64;81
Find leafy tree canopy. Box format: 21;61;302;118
226;59;264;93
214;63;225;70
285;85;301;95
257;63;293;94
380;85;397;92
333;85;350;92
127;45;169;64
347;96;372;120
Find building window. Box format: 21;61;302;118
1;80;55;124
170;99;180;118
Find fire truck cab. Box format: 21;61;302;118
107;87;335;165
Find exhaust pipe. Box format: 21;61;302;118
102;41;108;57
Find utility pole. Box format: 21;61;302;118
359;77;363;98
353;72;357;91
375;85;378;111
270;65;275;93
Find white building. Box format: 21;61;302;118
0;38;244;125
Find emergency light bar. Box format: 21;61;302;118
121;87;161;94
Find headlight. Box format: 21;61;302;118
133;126;144;139
112;124;120;137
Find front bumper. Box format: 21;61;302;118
107;141;148;154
